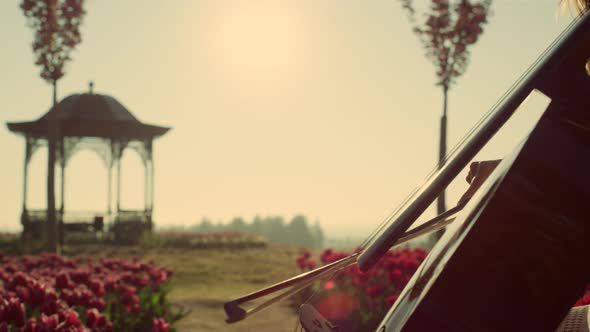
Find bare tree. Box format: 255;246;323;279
21;0;85;252
400;0;492;214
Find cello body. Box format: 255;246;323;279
381;106;590;331
377;12;590;332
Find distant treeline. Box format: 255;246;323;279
164;215;324;249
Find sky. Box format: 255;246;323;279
0;0;576;238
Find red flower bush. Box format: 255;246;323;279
297;248;590;330
296;247;427;330
0;253;186;331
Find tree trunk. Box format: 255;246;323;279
437;87;448;215
46;79;58;253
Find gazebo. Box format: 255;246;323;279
6;84;170;242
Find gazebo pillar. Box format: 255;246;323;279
144;139;154;215
116;154;121;213
107;163;112;215
59;139;65;215
150;159;154;213
22;136;31;212
21;136;34;241
144;161;148;213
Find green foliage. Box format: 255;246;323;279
197;218;214;232
229;217;247;231
311;220;325;249
288;215;315;248
186;214;326;248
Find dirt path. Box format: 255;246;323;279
174;298;300;332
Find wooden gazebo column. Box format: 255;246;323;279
59;139;65;216
149;157;154;215
144;139;154;225
107;163;112;215
22;136;31;213
110;140;121;215
144;157;148;213
20;136;32;241
116;149;122;213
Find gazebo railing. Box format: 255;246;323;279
21;208;153;245
115;209;151;223
23;209;47;223
22;209;152;224
22;209;106;232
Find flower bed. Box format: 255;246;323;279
0;253;186;331
297;248;590;331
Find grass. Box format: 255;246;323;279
57;243;302;301
139;232;268;251
145;245;302;301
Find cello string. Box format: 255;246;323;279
356;14;581;251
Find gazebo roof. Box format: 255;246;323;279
7;93;170;140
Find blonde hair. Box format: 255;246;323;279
564;0;590;14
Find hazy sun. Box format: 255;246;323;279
204;1;309;81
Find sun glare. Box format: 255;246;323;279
203;2;309;84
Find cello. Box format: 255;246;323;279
224;7;590;332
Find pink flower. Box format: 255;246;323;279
22;318;37;332
86;308;100;327
302;251;311;259
296;257;307;270
6;297;26;327
37;314;59;331
389;268;404;289
16;285;31;304
88;279;105;296
152;318;170;332
65;310;81;326
89;297;106;311
386;295;398;306
55;272;73;289
366;284;386;298
320;249;333;264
